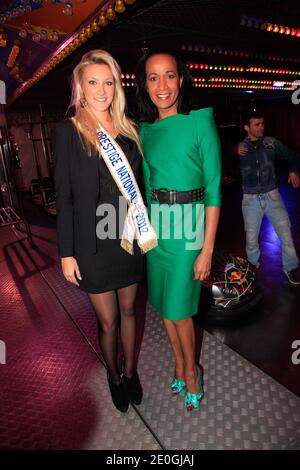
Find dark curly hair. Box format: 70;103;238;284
135;48;192;123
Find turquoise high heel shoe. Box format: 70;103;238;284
170;377;186;395
184;367;204;411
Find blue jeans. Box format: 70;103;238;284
242;189;299;271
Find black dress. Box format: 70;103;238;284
76;135;144;294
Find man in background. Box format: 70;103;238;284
237;111;300;286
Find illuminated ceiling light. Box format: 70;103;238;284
63;2;73;16
191;81;291;91
106;4;116;20
241;15;300;41
187;62;300;77
115;0;126;13
91;19;100;32
99;12;108;26
6;44;20;68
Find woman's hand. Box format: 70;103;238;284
194;250;212;281
61;257;82;286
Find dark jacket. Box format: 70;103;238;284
239;136;300;194
53;120;101;257
53;119;142;257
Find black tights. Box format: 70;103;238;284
88;283;138;384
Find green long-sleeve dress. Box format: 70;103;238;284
139;108;222;320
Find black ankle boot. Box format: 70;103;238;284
123;372;143;405
107;375;129;413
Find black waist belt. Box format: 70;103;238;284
151;187;205;205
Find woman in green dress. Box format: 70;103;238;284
136;50;222;411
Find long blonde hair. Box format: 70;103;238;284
69;49;142;155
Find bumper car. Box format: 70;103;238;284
199;253;263;324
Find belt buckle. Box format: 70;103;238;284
170;190;177;205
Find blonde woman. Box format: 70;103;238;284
54;50;144;413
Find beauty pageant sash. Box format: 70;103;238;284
97;128;157;255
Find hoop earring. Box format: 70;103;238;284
80;96;87;108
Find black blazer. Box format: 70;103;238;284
54;119;142;257
54;120;101;257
